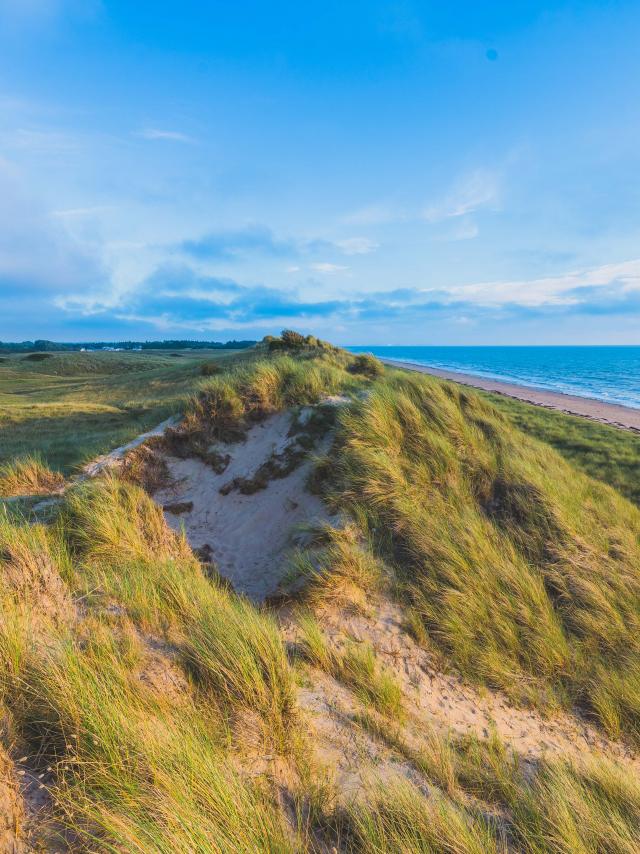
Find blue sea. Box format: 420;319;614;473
348;346;640;411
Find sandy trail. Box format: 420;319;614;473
382;358;640;433
155;409;334;602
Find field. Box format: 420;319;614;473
0;349;248;474
1;339;640;852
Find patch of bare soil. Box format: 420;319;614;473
155;408;338;602
286;597;640;800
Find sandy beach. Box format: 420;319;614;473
382;358;640;433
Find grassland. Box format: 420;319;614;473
0;349;248;475
1;338;640;851
486;391;640;506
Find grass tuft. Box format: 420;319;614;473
0;454;64;497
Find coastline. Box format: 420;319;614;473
381;358;640;433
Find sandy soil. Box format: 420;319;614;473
288;597;640;802
155;409;335;602
83;415;181;477
382;358;640;432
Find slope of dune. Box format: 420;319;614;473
1;338;639;852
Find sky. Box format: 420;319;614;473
1;1;640;345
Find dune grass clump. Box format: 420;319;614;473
10;625;294;852
289;524;385;612
298;614;403;720
175;352;356;452
341;642;404;720
0;476;302;848
330;371;640;739
348;353;384;379
343;777;503;853
0;454;64;497
0;515;71;630
345;717;640;853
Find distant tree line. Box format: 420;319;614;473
0;339;257;353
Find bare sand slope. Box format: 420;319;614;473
285;598;640;799
382;358;640;432
155;409;333;602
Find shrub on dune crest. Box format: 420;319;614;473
348;352;384;378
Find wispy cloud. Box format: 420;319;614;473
451;258;640;307
51;205;114;219
342;203;400;226
441;218;479;241
335;237;378;255
423;169;500;222
310;262;349;274
0;158;107;297
136;128;195;143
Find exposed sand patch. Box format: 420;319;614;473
155;409;336;602
288;599;640;774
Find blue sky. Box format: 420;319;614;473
1;0;639;344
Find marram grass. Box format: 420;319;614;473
0;342;639;851
329;371;640;741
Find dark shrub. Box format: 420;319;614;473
281;330;306;349
264;335;284;351
349;353;384;378
200;361;221;376
22;352;53;362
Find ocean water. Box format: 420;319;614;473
348;346;640;411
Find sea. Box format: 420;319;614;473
347;346;640;411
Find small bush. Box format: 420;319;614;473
22;352;53;362
266;336;284;352
281;329;306;349
349;352;384;378
200;361;221;376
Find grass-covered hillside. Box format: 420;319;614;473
1;336;639;852
0;348;248;475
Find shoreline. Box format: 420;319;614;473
381;358;640;433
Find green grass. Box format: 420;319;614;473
0;348;249;474
0;453;64;497
348;717;640;853
0;477;299;848
329;370;640;739
485;391;640;507
2;340;640;849
298;613;404;720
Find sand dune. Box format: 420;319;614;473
382;358;640;432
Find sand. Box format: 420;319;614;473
382;358;640;432
155;408;336;602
